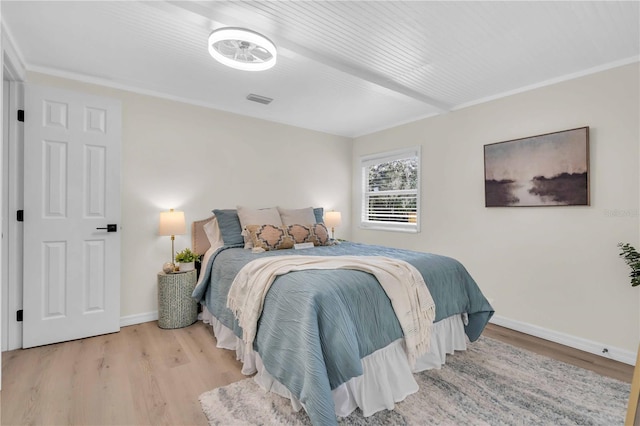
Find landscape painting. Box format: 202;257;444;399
484;127;589;207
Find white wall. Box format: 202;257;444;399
25;71;352;319
352;63;640;356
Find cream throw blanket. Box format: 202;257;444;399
226;255;436;368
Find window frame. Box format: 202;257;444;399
360;146;421;233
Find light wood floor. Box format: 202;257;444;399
1;321;634;426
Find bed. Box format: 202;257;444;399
191;207;494;425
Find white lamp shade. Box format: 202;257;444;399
158;210;186;236
324;211;342;228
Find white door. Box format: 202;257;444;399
22;84;121;348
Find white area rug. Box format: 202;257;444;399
200;336;630;425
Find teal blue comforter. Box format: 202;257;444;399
192;242;493;425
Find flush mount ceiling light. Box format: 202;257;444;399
208;27;277;71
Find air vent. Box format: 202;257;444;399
246;94;273;105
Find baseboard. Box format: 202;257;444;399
490;315;636;366
120;311;158;328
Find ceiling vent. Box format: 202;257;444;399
246;94;273;105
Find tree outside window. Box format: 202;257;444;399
361;147;420;232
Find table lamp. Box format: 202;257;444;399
158;209;186;272
324;211;342;240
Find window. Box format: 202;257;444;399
360;147;420;232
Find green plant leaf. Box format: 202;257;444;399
618;242;640;288
175;248;199;263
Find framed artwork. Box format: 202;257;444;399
484;127;590;207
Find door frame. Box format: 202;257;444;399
2;79;23;351
2;24;26;352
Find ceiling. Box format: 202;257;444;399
2;1;639;138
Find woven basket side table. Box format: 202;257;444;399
157;270;197;329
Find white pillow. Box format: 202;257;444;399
277;206;317;226
236;206;283;249
195;245;219;288
203;217;223;247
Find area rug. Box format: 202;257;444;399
199;336;630;425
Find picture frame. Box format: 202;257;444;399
484;127;590;207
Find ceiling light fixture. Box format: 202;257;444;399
208;27;277;71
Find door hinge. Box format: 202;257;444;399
16;309;23;322
17;210;23;222
17;109;24;122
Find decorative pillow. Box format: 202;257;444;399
246;224;294;251
203;217;223;247
237;206;283;249
287;224;319;245
313;207;324;224
212;209;244;247
312;223;331;245
278;207;317;226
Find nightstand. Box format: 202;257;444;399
157;269;198;329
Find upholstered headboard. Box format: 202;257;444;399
192;216;215;256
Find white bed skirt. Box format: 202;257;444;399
201;308;468;418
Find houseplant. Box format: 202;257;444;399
618;242;640;287
175;248;199;272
